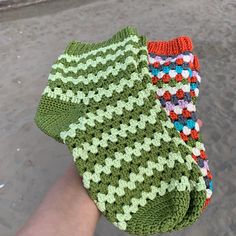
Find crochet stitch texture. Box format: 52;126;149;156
148;37;213;211
35;26;207;235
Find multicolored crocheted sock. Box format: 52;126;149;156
147;37;212;220
35;27;206;235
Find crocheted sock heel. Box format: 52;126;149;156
147;36;212;225
35;26;206;235
35;96;85;143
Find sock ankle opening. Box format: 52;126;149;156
148;36;193;56
64;26;147;55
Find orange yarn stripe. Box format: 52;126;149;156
147;36;200;71
148;36;193;55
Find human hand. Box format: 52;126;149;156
17;162;100;236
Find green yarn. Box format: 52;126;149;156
34;26;206;235
126;190;190;234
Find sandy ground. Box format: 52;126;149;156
0;0;236;235
0;0;48;11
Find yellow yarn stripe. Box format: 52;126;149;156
73;129;171;163
61;101;161;142
44;68;150;105
59;82;157;142
93;153;196;205
82;150;195;190
54;44;145;69
104;176;206;231
72;118;178;164
48;57;147;85
52;46;146;73
78;120;174;184
51;55;139;74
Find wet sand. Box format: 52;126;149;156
0;0;236;235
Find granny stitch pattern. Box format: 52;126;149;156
35;26;207;236
148;37;213;211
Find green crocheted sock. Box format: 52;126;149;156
34;26;206;235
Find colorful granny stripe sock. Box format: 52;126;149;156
35;26;207;235
148;36;213;212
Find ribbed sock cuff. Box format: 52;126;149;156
148;36;193;55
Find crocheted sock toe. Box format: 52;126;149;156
147;36;212;224
173;164;206;231
126;190;190;234
35;27;206;235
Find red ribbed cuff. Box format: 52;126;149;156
148;36;193;55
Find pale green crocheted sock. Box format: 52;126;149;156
34;26;206;235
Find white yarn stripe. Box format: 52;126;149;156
206;189;212;198
156;69;191;79
165;102;196;114
156;83;190;96
148;53;194;65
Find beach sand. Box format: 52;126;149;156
0;0;236;235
